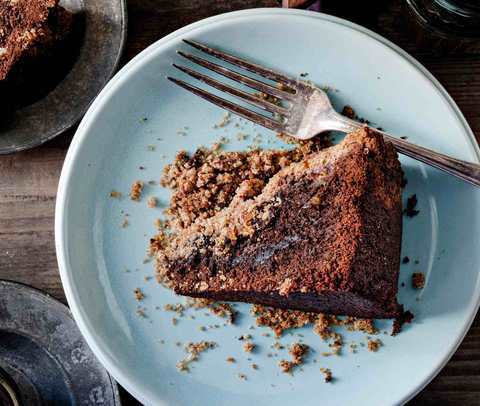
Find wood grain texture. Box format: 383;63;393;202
0;0;479;404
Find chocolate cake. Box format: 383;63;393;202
0;0;71;92
155;128;403;319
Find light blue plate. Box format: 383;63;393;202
55;8;480;406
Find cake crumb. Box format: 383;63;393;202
320;368;333;383
147;196;157;208
237;373;247;380
391;310;414;336
226;357;236;363
367;338;383;352
136;307;146;318
130;180;143;201
412;272;425;289
164;303;185;316
121;217;129;228
404;194;419;217
251;363;258;370
402;256;410;264
172;317;178;326
243;342;255;353
133;288;144;301
110;191;121;198
279;342;309;374
176;341;216;372
341;105;355;119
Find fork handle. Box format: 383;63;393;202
331;113;480;187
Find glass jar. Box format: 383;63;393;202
405;0;480;53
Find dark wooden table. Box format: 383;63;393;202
1;1;479;404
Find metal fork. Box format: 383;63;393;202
168;40;480;187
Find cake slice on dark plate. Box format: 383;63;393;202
0;0;72;110
156;128;403;319
0;0;71;81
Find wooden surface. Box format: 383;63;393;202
1;1;479;404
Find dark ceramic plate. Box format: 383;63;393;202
0;0;127;154
0;280;121;405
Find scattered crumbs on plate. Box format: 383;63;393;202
349;343;357;353
130;180;143;201
147;196;157;208
412;272;425;289
226;357;236;363
144;275;152;282
243;342;255;353
136;307;147;318
236;132;249;141
199;326;206;331
214;112;232;129
367;338;383;352
147;145;156;151
139;117;148;123
110;190;121;198
251;363;258;370
133;288;144;301
172;317;178;326
237;373;247;381
238;334;251;341
164;303;185;316
404;194;419;217
142;257;152;264
341;105;355;119
175;341;182;347
148;180;157;185
177;130;188;136
139;166;146;170
121;217;129;228
402;256;410;264
278;343;309;374
176;341;217;372
320;368;333;383
299;72;309;78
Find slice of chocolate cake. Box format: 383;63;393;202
0;0;72;108
156;128;403;319
0;0;71;81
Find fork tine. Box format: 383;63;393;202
178;51;295;102
173;64;289;116
183;39;296;87
167;77;285;132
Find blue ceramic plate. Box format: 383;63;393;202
55;9;480;406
